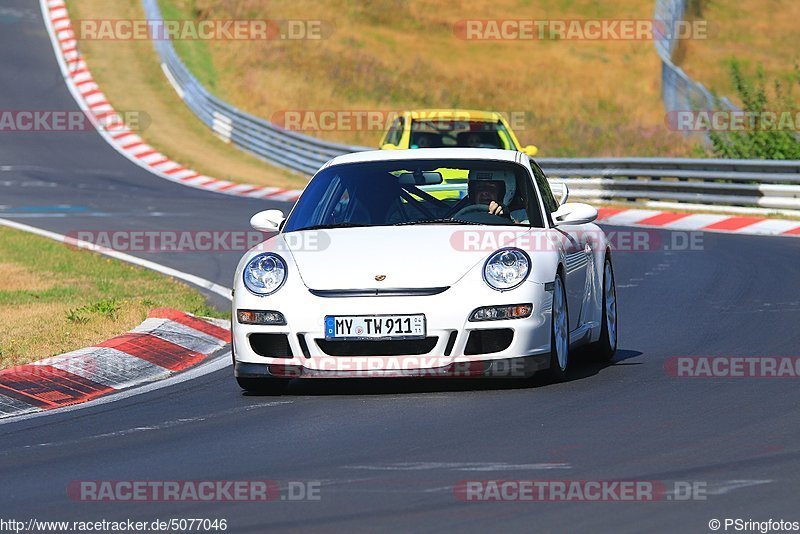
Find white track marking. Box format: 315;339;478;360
601;209;662;226
0;350;233;425
31;347;170;389
0;218;231;300
735;219;800;235
703;480;773;495
12;401;292;450
132;318;226;354
661;214;728;230
0;394;40;417
342;462;572;472
0;218;235;425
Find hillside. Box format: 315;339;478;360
157;0;698;157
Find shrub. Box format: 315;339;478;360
709;62;800;159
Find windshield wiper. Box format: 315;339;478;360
296;222;369;231
393;218;482;226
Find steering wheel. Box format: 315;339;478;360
452;203;492;218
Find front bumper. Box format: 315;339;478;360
233;279;553;379
234;354;550;379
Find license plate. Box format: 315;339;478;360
324;314;426;340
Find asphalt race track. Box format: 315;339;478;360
2;2;800;532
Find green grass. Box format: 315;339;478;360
0;226;227;368
156;0;219;91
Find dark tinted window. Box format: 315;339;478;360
384;117;404;146
284;159;545;231
531;162;558;214
409;119;513;149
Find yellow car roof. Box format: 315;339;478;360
404;109;502;122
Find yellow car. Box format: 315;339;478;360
380;109;537;154
379;110;538;200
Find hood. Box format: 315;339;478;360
281;226;534;290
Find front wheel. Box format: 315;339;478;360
236;377;290;395
545;273;570;382
591;257;618;362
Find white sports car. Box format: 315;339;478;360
232;148;617;393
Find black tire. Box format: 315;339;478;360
236;377;290;395
591;257;618;362
545;272;570;383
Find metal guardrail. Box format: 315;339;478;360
653;0;737;135
140;0;800;213
140;0;365;177
548;179;800;211
541;158;800;210
538;158;800;174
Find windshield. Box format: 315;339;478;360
283;159;544;232
409;120;515;149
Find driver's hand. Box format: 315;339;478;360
488;201;505;216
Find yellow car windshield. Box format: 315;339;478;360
409;120;514;150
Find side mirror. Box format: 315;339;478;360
550;182;570;206
522;145;538;157
552;203;597;227
250;209;285;232
381;143;399;150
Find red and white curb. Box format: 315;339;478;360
0;308;230;419
596;208;800;237
42;0;303;203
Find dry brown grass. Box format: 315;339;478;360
0;227;226;369
161;0;700;156
65;0;307;189
2;301;152;369
73;0;796;165
678;0;800;103
0;263;60;293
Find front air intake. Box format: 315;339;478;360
249;334;294;358
464;329;513;355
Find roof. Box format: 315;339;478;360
404;109;502;122
324;147;526;168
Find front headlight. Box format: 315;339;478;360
243;253;287;295
483;248;530;291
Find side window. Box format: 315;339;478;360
516;173;545;228
318;176;346;224
384;117;404;146
330;189;351;223
327;179;371;225
497;130;513;150
531;164;558;214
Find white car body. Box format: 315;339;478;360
232;148;616;388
